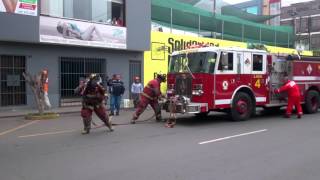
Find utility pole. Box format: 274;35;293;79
213;0;217;38
298;15;302;50
308;16;311;50
213;0;216;15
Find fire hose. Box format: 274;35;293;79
90;96;183;128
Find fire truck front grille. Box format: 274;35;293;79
175;75;192;98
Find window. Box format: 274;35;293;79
252;54;263;71
207;52;217;73
0;55;26;106
218;52;233;71
41;0;125;26
169;52;217;73
296;18;308;33
311;16;320;32
59;57;106;106
245;6;258;15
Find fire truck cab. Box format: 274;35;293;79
165;46;320;121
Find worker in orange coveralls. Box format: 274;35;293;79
131;74;166;124
41;69;51;109
274;76;303;118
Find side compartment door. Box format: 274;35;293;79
214;51;237;107
236;52;243;85
251;53;267;104
243;52;252;74
241;52;252;86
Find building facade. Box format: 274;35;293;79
232;0;281;26
281;0;320;51
0;0;150;109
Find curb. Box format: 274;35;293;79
0;110;79;119
0;107;136;119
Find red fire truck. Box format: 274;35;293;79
165;46;320;121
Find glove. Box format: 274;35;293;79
274;89;280;94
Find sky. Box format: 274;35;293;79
222;0;313;7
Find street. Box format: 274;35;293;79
0;109;320;180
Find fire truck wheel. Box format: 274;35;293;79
304;90;320;114
231;92;253;121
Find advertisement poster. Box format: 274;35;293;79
0;0;37;16
40;16;126;49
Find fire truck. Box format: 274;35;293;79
164;46;320;121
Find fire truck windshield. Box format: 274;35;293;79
169;52;217;73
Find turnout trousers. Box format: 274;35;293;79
133;95;161;121
81;103;112;132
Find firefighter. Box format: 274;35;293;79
131;74;166;124
75;74;113;134
274;76;303;118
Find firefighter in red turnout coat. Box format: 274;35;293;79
131;74;166;124
274;77;303;118
75;74;113;134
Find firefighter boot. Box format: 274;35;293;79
81;128;90;134
131;114;138;124
105;119;114;132
156;114;163;122
82;118;91;134
297;113;302;119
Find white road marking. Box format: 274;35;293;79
18;129;77;138
0;120;40;137
198;129;268;145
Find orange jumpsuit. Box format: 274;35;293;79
276;80;303;117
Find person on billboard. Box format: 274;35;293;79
1;0;17;13
56;21;103;41
74;74;113;134
131;74;166;124
274;76;303;119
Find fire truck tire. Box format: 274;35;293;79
231;92;253;121
304;90;320;114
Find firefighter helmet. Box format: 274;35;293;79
156;74;166;83
89;73;100;80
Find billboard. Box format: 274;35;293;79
40;16;127;49
0;0;37;16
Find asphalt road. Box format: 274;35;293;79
0;109;320;180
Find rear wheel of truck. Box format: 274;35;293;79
231;92;253;121
304;90;320;114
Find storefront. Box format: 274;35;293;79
0;0;150;109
